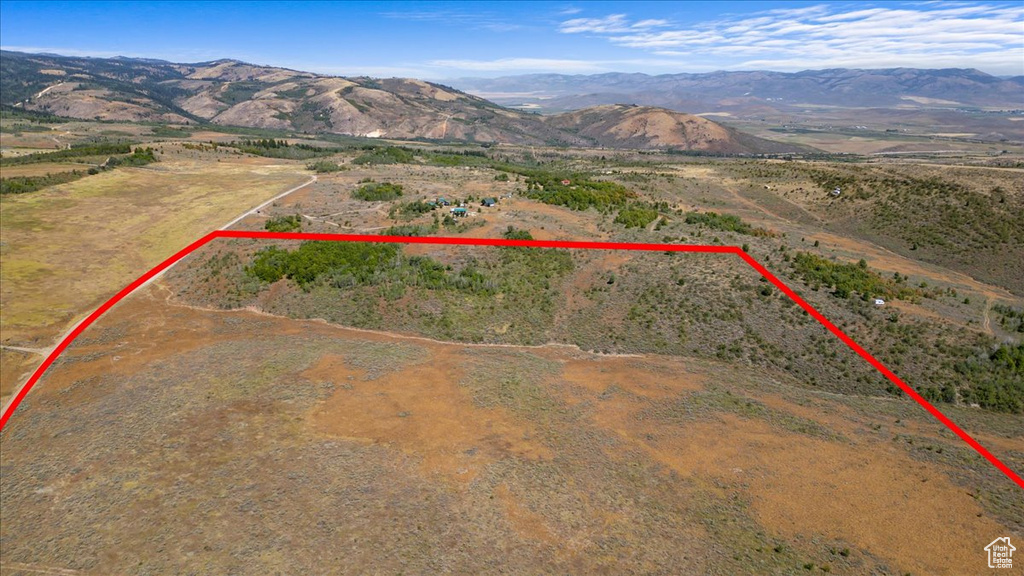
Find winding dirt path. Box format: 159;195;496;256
155;284;644;358
982;296;993;335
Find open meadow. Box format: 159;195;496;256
0;144;310;401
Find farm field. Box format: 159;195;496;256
1;285;1021;575
0;148;310;401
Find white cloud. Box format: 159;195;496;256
559;14;668;34
557;2;1024;75
559;14;632;34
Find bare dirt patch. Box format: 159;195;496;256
308;349;552;483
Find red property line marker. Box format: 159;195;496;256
2;231;1021;490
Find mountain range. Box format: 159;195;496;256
2;50;808;153
7;50;1023;153
450;69;1024;114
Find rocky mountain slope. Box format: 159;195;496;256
1;50;797;153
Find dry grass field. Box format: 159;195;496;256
1;286;1020;574
0;149;309;401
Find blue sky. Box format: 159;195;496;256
2;1;1022;77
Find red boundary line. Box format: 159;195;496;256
2;231;1021;490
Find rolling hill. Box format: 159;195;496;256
1;50;801;153
546;104;799;153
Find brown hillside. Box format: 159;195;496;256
3;51;805;153
544;104;793;153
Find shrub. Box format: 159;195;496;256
351;146;415;165
306;160;347;173
684;211;773;236
264;215;302;233
791;252;922;301
388;200;435;218
1;171;85;194
353;181;404;201
247;241;399;288
615;204;659;228
503;226;533;240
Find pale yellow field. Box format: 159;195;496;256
0;156;309;369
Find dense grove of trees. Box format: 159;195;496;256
306;160;347;173
426;150;490;167
615;204;659;228
499;226;574;282
352;146;415;165
246;240;496;295
388;199;434;218
0;105;66;123
150;125;193;137
245;230;572;320
353;181;404;201
229;139;343;160
993;304;1024;333
954;343;1024;413
1;171;85;194
1;146;157;194
519;171;635;211
0;142;132;166
791;252;921;301
684;211;773;237
248;242;401;288
103;147;157;168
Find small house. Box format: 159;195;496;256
873;298;885;306
437;197;451;206
831;187;842;197
450;207;468;217
481;198;496;207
